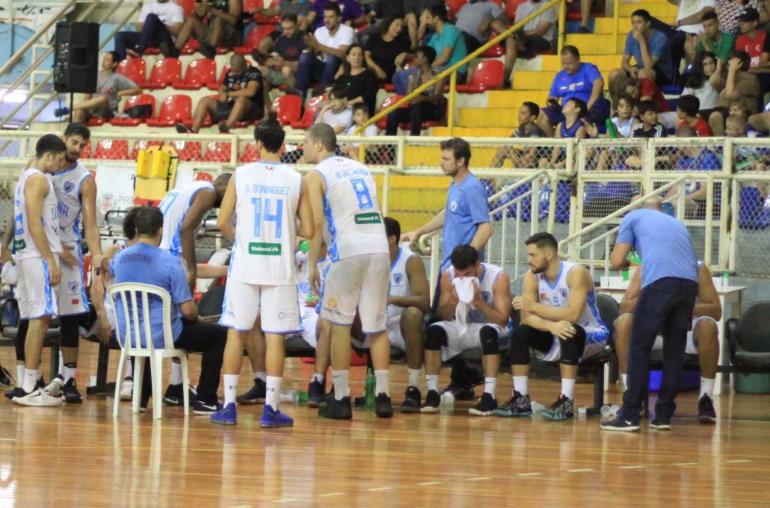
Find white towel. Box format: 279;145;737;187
452;276;479;337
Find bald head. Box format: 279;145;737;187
641;197;663;210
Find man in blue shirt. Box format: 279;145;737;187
602;198;699;432
423;5;469;77
111;207;227;414
609;9;675;89
538;45;611;136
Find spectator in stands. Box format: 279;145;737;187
733;7;770;96
316;86;353;133
455;0;509;54
365;17;411;83
610;73;673;124
62;52;141;123
677;94;713;136
385;45;446;136
609;9;675;91
633;100;668;138
408;0;445;49
663;126;722;216
115;0;184;60
537;45;610;136
310;0;366;30
177;54;264;134
255;14;306;91
341;103;379;160
295;3;354;97
590;94;638;171
334;44;379;115
491;101;546;168
422;4;469;78
711;50;760;134
671;0;716;65
567;0;594;33
174;0;243;59
696;11;735;63
717;0;768;36
256;0;315;32
508;0;558;87
682;51;724;119
541;97;589;169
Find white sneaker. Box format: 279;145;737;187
12;387;64;407
45;376;65;397
120;378;134;401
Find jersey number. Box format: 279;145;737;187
351;178;374;210
251;197;284;239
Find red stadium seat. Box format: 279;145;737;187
80;142;92;159
506;0;527;20
180;38;200;56
195;171;214;182
171;140;203;161
129;140;164;160
92;139;129;160
143;58;182;89
239;141;261;163
456;60;505;93
176;0;196;17
146;95;192;127
234;25;274;55
481;32;506;57
446;0;468;19
203;141;232;162
111;94;156;126
173;58;218;89
272;94;302;125
87;117;106;127
116;57;146;85
207;64;231;90
376;95;406;130
291;94;326;129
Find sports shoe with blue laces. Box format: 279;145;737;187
260;405;294;428
211;402;237;425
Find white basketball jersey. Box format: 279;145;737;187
13;168;62;260
51;161;91;245
536;261;608;341
159;181;215;256
230;161;302;284
314;156;388;261
387;246;416;321
447;262;503;324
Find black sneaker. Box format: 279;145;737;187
199;42;216;59
354;395;367;408
400;386;421;414
62;378;83;404
218;123;231;134
697;394;717;424
443;382;475;401
650;416;672;431
493;391;532;417
319;396;353;420
175;123;192;134
236;378;266;405
162;383;184;406
193;399;220;415
0;365;12;386
5;387;24;400
375;393;393;418
541;395;575;421
600;415;641;432
307;379;325;408
420;389;440;414
468;392;497;416
159;40;180;59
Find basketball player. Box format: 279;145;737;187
11;134;67;406
423;244;511;415
615;262;721;423
383;217;430;413
304;123;392;419
504;232;609;421
211;114;313;427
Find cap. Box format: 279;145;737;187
739;7;760;22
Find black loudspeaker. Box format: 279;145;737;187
53;22;100;93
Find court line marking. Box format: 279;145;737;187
417;481;443;486
274;498;298;504
725;459;752;464
319;493;344;498
367;487;392;492
0;439;16;442
467;477;490;481
619;465;646;470
672;462;698;467
567;469;595;473
517;473;542;477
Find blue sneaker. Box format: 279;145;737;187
53;107;70;118
211;402;237;425
260;405;294;428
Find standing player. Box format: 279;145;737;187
211;114;313;427
304;123;392;419
383;217;430;413
11;135;67;406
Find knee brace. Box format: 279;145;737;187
559;325;586;365
424;325;447;351
15;319;28;362
59;315;81;348
509;326;532;365
479;325;500;355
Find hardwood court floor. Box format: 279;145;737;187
1;342;770;507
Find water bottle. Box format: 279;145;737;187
600;404;620;419
721;270;730;288
440;390;455;414
530;400;545;415
279;390;299;404
364;368;375;409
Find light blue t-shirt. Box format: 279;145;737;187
549;62;603;103
616;209;698;288
624;28;673;82
111;242;192;348
441;173;489;267
428;23;468;75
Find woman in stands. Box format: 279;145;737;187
682;51;725;121
365;17;411;83
333;44;379;118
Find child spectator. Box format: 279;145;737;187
541;97;588;168
682;51;724;119
341;103;379;160
491;101;546;168
315;86;353;133
633;100;668;138
677;94;713;136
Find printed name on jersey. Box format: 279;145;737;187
13;239;26;251
354;212;381;224
248;242;281;256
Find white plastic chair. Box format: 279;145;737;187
109;282;189;419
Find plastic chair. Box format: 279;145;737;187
727;302;770;373
207;64;231;90
92;139;129;160
272;94;302;125
506;0;526;20
234;24;275;54
456;60;505;93
146;95;192;127
111;94;156;126
239;141;261;162
446;0;468;19
116;57;146;85
171;140;203;161
130;140;164;160
376;95;406;130
143;58;182;89
173;58;218;89
109;282;190;419
176;0;196;17
203;141;232;162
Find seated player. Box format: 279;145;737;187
614;262;721;423
383;217;430;413
423;245;511;415
502;232;609;421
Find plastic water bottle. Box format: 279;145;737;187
440;391;455;414
600;404;620;419
721;270;730;288
364;368;375;409
530;400;545;415
279;390;299;403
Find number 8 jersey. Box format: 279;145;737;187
314;156;388;261
230;161;302;285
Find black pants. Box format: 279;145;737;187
115;13;173;61
385;102;443;136
620;277;698;421
509;324;587;365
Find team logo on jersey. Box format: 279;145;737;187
449;200;458;212
393;273;403;285
559;288;568;299
67;280;79;295
481;290;490;302
63;181;75;194
326;297;338;310
539;292;546;302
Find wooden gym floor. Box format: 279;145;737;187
1;342;769;507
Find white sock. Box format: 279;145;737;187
58;352;64;377
700;377;715;398
16;365;25;388
561;378;576;400
169;362;183;385
311;372;324;384
63;365;76;383
125;358;133;379
266;375;281;409
426;374;438;392
374;369;390;396
513;376;528;396
621;373;628;390
407;368;421;389
484;377;496;396
332;370;349;400
23;369;39;393
253;371;267;383
223;374;239;406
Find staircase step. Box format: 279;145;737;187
564;34;627;55
486;90;549;108
618;1;677;17
512;70;611;91
404;145;503;167
459;108;520;128
523;54;620;72
431;127;514;137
